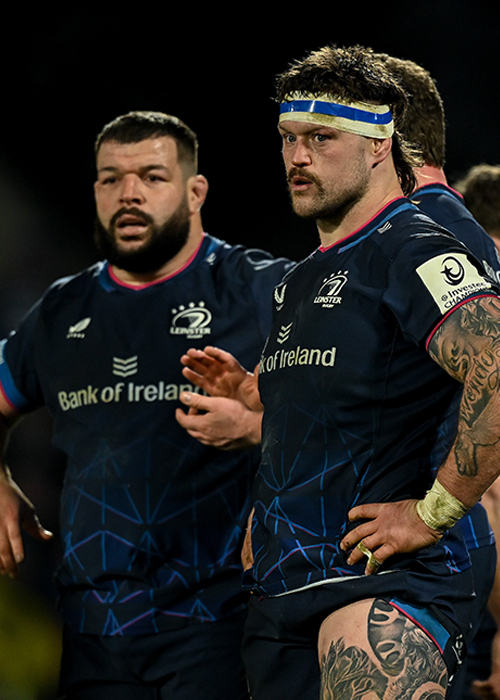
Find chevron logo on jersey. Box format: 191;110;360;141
113;356;138;377
277;323;293;344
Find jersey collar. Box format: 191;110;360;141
318;197;417;255
98;233;212;292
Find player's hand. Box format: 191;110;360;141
339;499;443;575
472;674;500;700
175;393;262;450
471;628;500;699
180;346;263;411
0;471;53;578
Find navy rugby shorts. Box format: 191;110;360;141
59;610;250;700
242;569;475;700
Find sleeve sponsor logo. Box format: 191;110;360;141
416;253;493;314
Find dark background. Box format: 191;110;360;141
2;1;500;292
1;3;499;696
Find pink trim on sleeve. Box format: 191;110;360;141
0;380;21;414
425;294;499;351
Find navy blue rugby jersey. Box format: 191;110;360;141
413;182;499;552
0;233;293;635
249;198;500;597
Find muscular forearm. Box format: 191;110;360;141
0;397;53;575
428;296;500;509
434;437;500;511
342;296;500;575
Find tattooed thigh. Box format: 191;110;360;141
319;598;447;700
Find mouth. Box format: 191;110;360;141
113;210;151;238
288;169;316;192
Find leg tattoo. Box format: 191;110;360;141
320;599;447;700
320;638;387;700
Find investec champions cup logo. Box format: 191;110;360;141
170;301;212;339
417;253;492;314
439;256;467;286
314;271;349;308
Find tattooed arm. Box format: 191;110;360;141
427;296;500;505
341;295;500;573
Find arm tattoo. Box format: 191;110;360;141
428;297;500;476
320;599;447;700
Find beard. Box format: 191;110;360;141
94;196;191;274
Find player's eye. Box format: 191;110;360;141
146;174;166;183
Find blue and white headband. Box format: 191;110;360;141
279;92;394;139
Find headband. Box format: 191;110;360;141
279;92;394;138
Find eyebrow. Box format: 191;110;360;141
278;123;323;134
278;124;340;137
97;164;171;175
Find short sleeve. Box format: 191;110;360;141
383;234;499;347
0;299;44;412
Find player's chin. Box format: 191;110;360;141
292;204;320;220
115;235;150;253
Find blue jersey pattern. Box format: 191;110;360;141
248;199;499;598
0;234;292;635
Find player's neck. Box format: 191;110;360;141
414;164;448;190
110;224;204;286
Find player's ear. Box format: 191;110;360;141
370;137;393;166
187;174;209;214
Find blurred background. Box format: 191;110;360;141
1;2;500;697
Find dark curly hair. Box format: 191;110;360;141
375;54;445;169
275;45;422;196
455;164;500;236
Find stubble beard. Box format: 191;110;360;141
94;195;191;274
287;157;371;222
